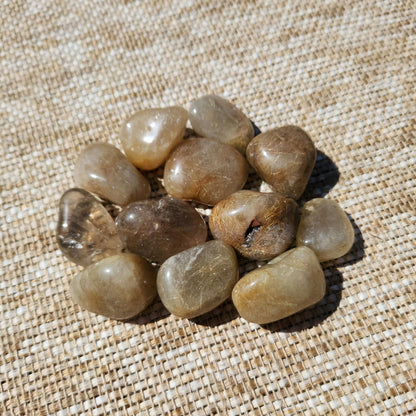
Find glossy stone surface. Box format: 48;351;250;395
189;94;254;153
157;240;239;319
296;198;355;262
120;106;188;170
210;190;299;260
73;142;150;206
115;197;207;264
164;137;249;206
56;188;122;267
71;253;157;320
232;247;326;324
246;126;316;200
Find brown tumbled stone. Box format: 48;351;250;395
157;240;239;319
71;253;157;320
73;142;150;206
209;190;299;260
120;106;188;170
232;247;326;324
56;188;122;267
189;94;254;153
296;198;355;262
164;137;249;206
246;126;316;200
115;197;207;264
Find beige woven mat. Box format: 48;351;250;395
1;1;415;415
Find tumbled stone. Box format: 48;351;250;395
120;106;188;170
157;240;238;319
296;198;355;262
56;188;122;267
73;142;150;206
246;126;316;200
189;94;254;153
71;253;156;320
115;197;207;264
164;137;249;206
232;247;326;324
210;190;299;260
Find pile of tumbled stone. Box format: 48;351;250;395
57;95;354;325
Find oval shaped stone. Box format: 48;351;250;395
71;253;157;320
232;247;326;324
56;188;123;267
115;197;207;264
246;126;316;200
120;106;188;170
210;190;299;260
164;137;249;206
157;240;239;319
189;94;254;153
73;142;151;206
296;198;355;262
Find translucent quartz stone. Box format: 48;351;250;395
56;188;123;267
115;197;207;264
71;253;157;320
164;137;249;206
209;190;299;260
246;126;316;200
232;247;326;324
157;240;239;319
73;142;150;206
119;106;188;170
189;94;254;153
296;198;355;262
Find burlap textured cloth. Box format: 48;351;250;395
1;1;415;415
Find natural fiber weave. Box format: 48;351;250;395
1;1;415;415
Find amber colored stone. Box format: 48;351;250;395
157;240;239;319
209;190;299;260
296;198;355;262
164;137;249;206
71;253;157;320
246;126;316;199
56;188;122;267
115;197;207;264
232;247;326;324
73;142;150;206
189;94;254;153
120;106;188;170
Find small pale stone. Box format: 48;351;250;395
246;126;316;199
73;142;150;206
56;188;122;267
296;198;355;262
232;247;326;324
209;190;299;260
120;106;188;170
115;197;207;263
157;240;239;319
189;94;254;153
164;137;249;206
71;253;157;320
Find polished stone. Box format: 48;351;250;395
296;198;355;262
164;137;249;206
71;253;157;320
120;106;188;170
115;197;207;263
232;247;326;324
246;126;316;199
157;240;239;319
56;188;122;267
73;142;150;206
210;190;299;260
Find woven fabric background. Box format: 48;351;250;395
1;0;415;415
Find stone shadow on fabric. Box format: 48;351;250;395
125;299;170;325
189;299;239;327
